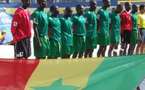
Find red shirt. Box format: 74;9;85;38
11;7;31;43
120;11;132;33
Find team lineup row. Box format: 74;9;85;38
11;0;145;59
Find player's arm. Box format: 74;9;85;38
72;17;77;33
120;12;125;34
97;12;100;32
48;18;53;38
32;18;42;48
11;13;20;44
60;18;63;34
84;13;88;31
109;14;112;32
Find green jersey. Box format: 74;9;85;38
72;15;86;54
60;17;73;56
31;8;49;36
31;8;50;58
132;13;138;31
84;11;97;38
48;16;61;58
72;15;86;36
110;12;121;44
49;17;61;42
130;13;138;45
84;11;97;49
60;17;73;46
98;8;110;34
97;8;110;45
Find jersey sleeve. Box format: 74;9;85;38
48;17;54;28
31;12;38;25
11;13;20;39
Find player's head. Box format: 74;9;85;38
89;0;97;11
76;4;84;15
132;4;138;13
64;7;72;17
50;5;59;15
37;0;47;8
21;0;30;9
116;4;123;14
124;2;131;12
139;4;145;14
111;7;115;13
103;0;110;8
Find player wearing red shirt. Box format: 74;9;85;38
120;2;132;56
11;0;31;59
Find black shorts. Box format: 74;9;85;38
121;30;131;44
14;38;31;58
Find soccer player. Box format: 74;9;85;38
49;5;61;59
136;4;145;54
72;5;86;58
60;7;73;58
108;4;123;57
31;0;49;59
120;2;132;56
11;0;31;59
97;0;110;57
84;0;97;58
128;4;138;55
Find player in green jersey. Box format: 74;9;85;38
72;5;86;58
97;0;110;57
48;5;61;59
128;4;138;55
60;7;73;58
108;4;123;57
31;0;49;59
84;0;97;58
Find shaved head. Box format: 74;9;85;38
89;0;97;11
124;2;131;11
37;0;47;8
37;0;46;3
21;0;30;3
103;0;110;8
21;0;30;9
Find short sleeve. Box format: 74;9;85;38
71;16;77;24
48;17;53;28
31;12;38;25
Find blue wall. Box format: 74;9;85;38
0;0;118;8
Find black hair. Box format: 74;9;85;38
89;0;96;6
117;4;122;9
132;4;138;10
65;7;72;14
76;4;83;9
50;5;57;12
139;4;145;11
124;2;130;6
